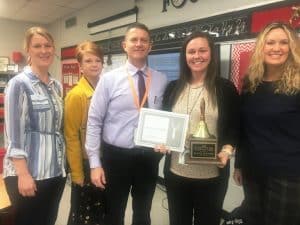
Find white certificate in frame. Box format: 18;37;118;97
134;108;189;152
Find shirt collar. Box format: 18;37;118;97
126;61;147;77
23;65;54;85
78;76;94;98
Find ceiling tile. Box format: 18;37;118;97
0;0;100;24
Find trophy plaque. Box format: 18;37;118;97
185;99;220;164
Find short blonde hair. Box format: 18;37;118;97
23;26;54;52
245;22;300;95
75;41;103;64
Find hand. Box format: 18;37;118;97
73;180;84;187
233;168;243;186
18;173;37;197
154;144;171;154
90;167;106;189
217;151;230;168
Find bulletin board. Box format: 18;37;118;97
61;60;80;96
61;46;80;96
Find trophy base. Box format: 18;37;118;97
186;136;221;165
185;154;222;165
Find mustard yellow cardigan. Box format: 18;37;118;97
64;76;94;184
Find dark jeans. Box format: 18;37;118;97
102;142;161;225
4;175;66;225
165;171;224;225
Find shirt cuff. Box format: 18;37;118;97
7;148;28;159
88;157;102;168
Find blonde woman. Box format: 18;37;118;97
3;27;66;225
234;22;300;225
64;40;104;225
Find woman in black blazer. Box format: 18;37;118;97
157;31;239;225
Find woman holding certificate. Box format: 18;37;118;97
233;22;300;225
158;31;239;225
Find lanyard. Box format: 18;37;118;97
127;69;151;110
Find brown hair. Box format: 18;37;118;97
124;22;151;40
171;31;218;107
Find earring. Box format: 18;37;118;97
27;56;31;65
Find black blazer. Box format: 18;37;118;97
162;77;240;181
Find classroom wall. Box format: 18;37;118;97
0;18;37;67
47;0;284;78
0;0;287;78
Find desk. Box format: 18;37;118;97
0;174;14;225
0;174;10;209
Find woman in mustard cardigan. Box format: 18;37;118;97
64;41;104;225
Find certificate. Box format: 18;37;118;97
134;108;189;152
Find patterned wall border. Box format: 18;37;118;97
61;0;300;58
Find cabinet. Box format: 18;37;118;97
0;72;16;173
0;72;15;225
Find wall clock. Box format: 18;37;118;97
171;0;186;8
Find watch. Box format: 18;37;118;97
171;0;186;8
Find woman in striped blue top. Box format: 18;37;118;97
3;27;66;225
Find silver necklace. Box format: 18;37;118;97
186;84;204;115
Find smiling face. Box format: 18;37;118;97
27;34;54;69
80;52;103;79
185;37;211;81
263;28;290;69
122;28;152;67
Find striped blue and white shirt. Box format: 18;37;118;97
3;66;66;180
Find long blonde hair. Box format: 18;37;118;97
245;22;300;95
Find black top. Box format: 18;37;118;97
236;81;300;177
162;77;240;180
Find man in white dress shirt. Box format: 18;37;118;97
85;22;168;225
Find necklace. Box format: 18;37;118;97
186;84;204;115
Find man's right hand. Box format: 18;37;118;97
90;167;106;189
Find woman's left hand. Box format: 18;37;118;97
217;151;230;168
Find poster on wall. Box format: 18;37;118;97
62;61;80;96
148;52;180;81
102;54;127;73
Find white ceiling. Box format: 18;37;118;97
0;0;99;24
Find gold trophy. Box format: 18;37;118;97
186;98;219;164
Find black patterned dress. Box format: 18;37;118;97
67;160;105;225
